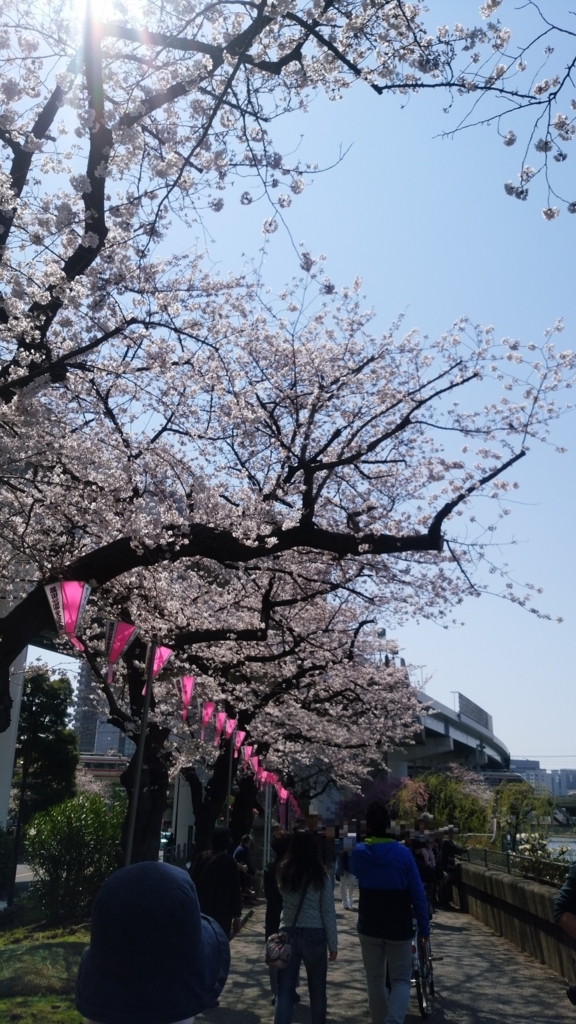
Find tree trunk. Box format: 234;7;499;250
230;774;262;848
182;740;239;854
119;723;171;864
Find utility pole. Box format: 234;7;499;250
224;728;235;827
124;643;156;867
7;710;35;907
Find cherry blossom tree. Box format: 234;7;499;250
1;0;576;858
0;0;542;409
1;265;572;855
437;2;576;220
79;589;421;854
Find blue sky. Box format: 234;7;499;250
33;1;576;769
193;2;576;768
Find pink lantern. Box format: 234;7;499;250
250;755;259;773
233;730;246;758
142;644;173;695
181;676;194;721
45;580;91;651
105;620;139;683
200;701;215;740
214;711;227;746
242;744;253;762
224;718;237;741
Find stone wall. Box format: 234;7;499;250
455;860;576;982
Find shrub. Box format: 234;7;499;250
25;793;124;924
512;832;571;887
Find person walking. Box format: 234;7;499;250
234;833;258;904
274;830;338;1024
76;861;230;1024
554;861;576;1006
337;848;356;910
191;826;243;940
264;829;301;1005
436;834;467;908
349;802;430;1024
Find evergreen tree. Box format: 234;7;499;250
13;666;79;831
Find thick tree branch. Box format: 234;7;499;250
102;22;224;68
0;319;140;399
0;84;67;266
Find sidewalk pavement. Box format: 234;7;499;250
197;898;576;1024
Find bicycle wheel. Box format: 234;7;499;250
415;969;428;1018
423;939;435;997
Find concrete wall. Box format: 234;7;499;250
456;861;576;983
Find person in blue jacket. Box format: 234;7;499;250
349;802;430;1024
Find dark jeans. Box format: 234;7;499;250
274;927;328;1024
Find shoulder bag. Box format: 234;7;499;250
265;880;310;969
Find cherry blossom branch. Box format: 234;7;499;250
0;84;67;264
0;443;526;730
426;449;526;547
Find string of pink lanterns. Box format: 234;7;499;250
44;580;301;818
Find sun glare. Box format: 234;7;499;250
73;0;147;33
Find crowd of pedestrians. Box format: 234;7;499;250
75;800;435;1024
75;798;576;1024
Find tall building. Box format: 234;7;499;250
74;662;99;753
510;759;553;795
550;769;576;798
74;663;134;757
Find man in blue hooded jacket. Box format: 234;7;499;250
349;802;429;1024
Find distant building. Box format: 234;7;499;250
74;662;99;753
74;662;135;757
510;759;552;795
79;753;130;781
550;769;576;798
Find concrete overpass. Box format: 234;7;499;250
388;691;510;777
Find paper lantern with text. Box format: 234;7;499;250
181;676;195;721
214;711;227;746
233;730;246;758
200;701;215;740
44;581;91;651
105;620;139;683
142;645;173;695
224;719;237;741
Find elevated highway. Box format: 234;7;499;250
388;691;510;777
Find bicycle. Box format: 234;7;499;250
411;923;435;1019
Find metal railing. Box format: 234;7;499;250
463;846;569;886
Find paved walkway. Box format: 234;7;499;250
197;900;575;1024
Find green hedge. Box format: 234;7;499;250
25;794;124;924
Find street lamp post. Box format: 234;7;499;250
224;728;235;827
6;715;35;908
124;643;156;867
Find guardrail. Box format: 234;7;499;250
463;847;568;887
